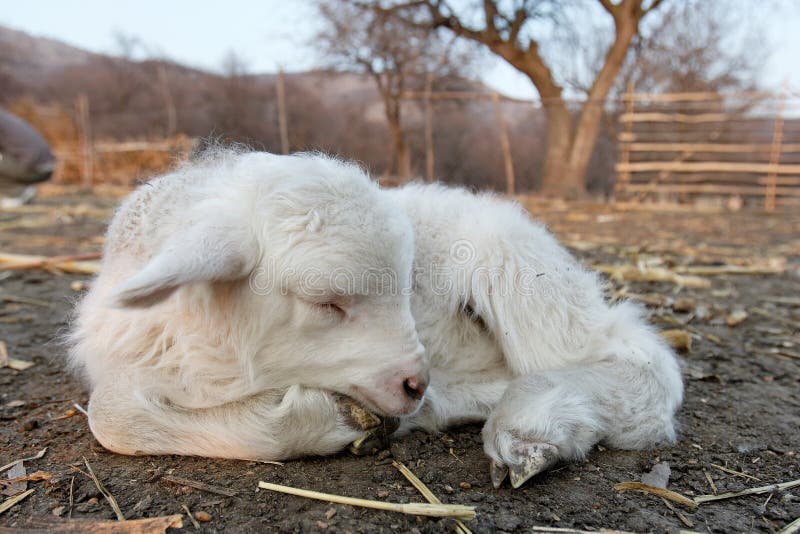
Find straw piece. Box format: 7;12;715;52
778;516;800;534
162;475;237;497
0;294;51;307
613;482;697;508
0;252;100;274
257;481;475;520
0;448;47;474
661;497;694;528
593;264;710;288
709;463;760;481
529;527;637;534
6;358;35;371
702;470;717;495
392;460;472;534
68;476;74;519
0;488;34;515
182;504;201;530
660;329;692;352
13;514;183;532
83;457;125;521
673;261;785;276
694;478;800;504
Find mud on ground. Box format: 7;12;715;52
1;194;799;533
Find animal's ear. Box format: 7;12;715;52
109;221;257;308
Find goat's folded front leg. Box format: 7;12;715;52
87;372;365;461
483;351;682;488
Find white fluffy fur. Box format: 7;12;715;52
70;151;683;468
388;184;683;467
70;151;427;459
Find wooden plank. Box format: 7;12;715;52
402;90;536;105
616;162;800;174
491;92;515;195
621;91;773;102
276;70;290;155
615;82;635;197
624;142;800;154
94;140;192;153
157;64;177;136
620;183;800;196
620;112;749;124
424;73;434;182
632;174;800;186
619;132;783;143
54;139;196;158
765;84;787;211
75;93;93;188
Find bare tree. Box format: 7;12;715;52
617;0;766;95
317;1;468;179
378;0;666;197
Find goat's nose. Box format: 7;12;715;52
403;375;428;400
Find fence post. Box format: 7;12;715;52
764;84;786;212
614;81;635;201
75;93;93;188
491;92;515;196
157;64;177;137
276;70;290;155
424;73;435;182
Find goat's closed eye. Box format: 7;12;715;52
313;301;346;318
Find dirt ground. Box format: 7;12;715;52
1;192;799;533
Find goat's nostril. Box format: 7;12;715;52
403;377;426;400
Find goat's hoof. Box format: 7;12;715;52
507;442;559;488
489;460;509;489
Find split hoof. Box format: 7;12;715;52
489;442;559;489
508;442;559;488
490;460;509;489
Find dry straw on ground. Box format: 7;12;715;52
0;489;35;515
83;457;124;521
257;481;476;520
5;515;184;533
613;482;697;508
392;460;472;534
0;252;100;274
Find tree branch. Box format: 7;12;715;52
597;0;617;15
644;0;665;13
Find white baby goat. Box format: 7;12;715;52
70;151;428;460
387;184;683;487
71;151;683;489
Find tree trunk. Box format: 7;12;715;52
389;119;412;178
381;89;411;180
566;21;638;193
539;100;576;197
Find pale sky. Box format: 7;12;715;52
2;0;799;98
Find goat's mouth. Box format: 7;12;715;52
333;393;401;455
348;386;421;418
343;388;387;417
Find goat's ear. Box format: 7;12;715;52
109;222;257;308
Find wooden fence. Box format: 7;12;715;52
53;94;197;186
614;88;800;210
402;89;523;195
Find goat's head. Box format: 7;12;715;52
108;152;428;417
